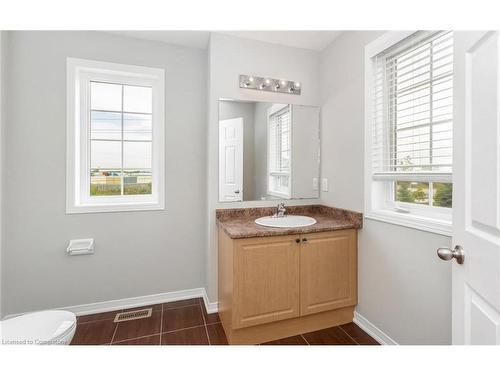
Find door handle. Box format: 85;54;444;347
437;245;465;265
234;190;240;194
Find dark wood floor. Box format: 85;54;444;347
71;298;379;345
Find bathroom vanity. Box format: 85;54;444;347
216;205;362;344
216;99;362;344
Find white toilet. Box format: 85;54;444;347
0;310;77;345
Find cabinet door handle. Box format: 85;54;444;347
302;238;308;243
295;238;300;243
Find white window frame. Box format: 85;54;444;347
267;104;292;199
364;32;452;236
66;58;165;214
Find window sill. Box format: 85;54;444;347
66;201;164;214
267;191;291;199
364;209;452;237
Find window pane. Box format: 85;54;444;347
123;141;152;169
124;169;152;195
91;111;122;140
281;150;290;169
124;113;152;141
90;169;121;196
279;175;289;188
91;82;122;111
91;140;121;169
433;182;453;208
395;181;429;205
124;85;152;113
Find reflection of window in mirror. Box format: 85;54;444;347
267;104;291;199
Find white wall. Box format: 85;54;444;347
320;31;452;344
206;33;321;301
2;31;208;317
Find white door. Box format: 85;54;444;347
449;31;500;344
219;118;243;202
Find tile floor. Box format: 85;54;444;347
71;298;378;345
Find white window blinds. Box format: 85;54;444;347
269;105;291;174
372;31;453;182
268;105;291;197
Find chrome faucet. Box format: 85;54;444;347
276;203;286;217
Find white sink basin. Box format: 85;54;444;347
255;215;317;228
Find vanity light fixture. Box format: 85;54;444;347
239;74;301;95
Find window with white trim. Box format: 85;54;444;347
366;31;453;234
66;58;165;213
267;104;292;198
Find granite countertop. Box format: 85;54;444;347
216;205;363;239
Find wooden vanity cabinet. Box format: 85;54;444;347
218;227;357;344
300;230;357;316
233;234;300;329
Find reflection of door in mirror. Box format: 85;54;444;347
219;118;243;202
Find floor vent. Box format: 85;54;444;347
114;308;152;323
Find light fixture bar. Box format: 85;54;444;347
239;75;301;95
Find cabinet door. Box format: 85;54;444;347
300;230;357;316
233;235;300;329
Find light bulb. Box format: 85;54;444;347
248;76;254;82
294;82;301;88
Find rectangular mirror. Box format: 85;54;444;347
218;99;320;202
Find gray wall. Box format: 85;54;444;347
320;31;452;344
291;105;320;198
253;101;272;199
218;100;255;200
1;31;454;345
2;31;208;317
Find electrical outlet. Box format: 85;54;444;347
321;178;328;192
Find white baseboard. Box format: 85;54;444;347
353;311;398;345
200;289;219;314
4;287;218;319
